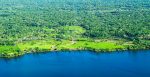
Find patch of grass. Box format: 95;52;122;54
55;39;127;51
17;39;128;52
0;45;22;58
17;40;53;51
58;26;86;34
0;45;20;53
0;39;130;58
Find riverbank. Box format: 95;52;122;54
0;39;149;58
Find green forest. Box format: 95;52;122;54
0;0;150;58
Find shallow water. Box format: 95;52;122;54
0;50;150;77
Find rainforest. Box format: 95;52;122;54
0;0;150;58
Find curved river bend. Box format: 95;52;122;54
0;50;150;77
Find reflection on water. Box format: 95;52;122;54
0;50;150;77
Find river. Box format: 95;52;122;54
0;50;150;77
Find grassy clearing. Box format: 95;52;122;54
17;40;53;51
0;46;20;53
57;40;127;51
0;45;22;58
17;39;128;52
0;39;131;58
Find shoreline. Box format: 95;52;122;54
0;39;149;58
0;48;150;58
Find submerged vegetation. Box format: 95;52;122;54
0;0;150;58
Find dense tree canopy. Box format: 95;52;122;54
0;0;150;57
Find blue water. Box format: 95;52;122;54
0;50;150;77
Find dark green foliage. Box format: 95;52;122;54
0;0;150;51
